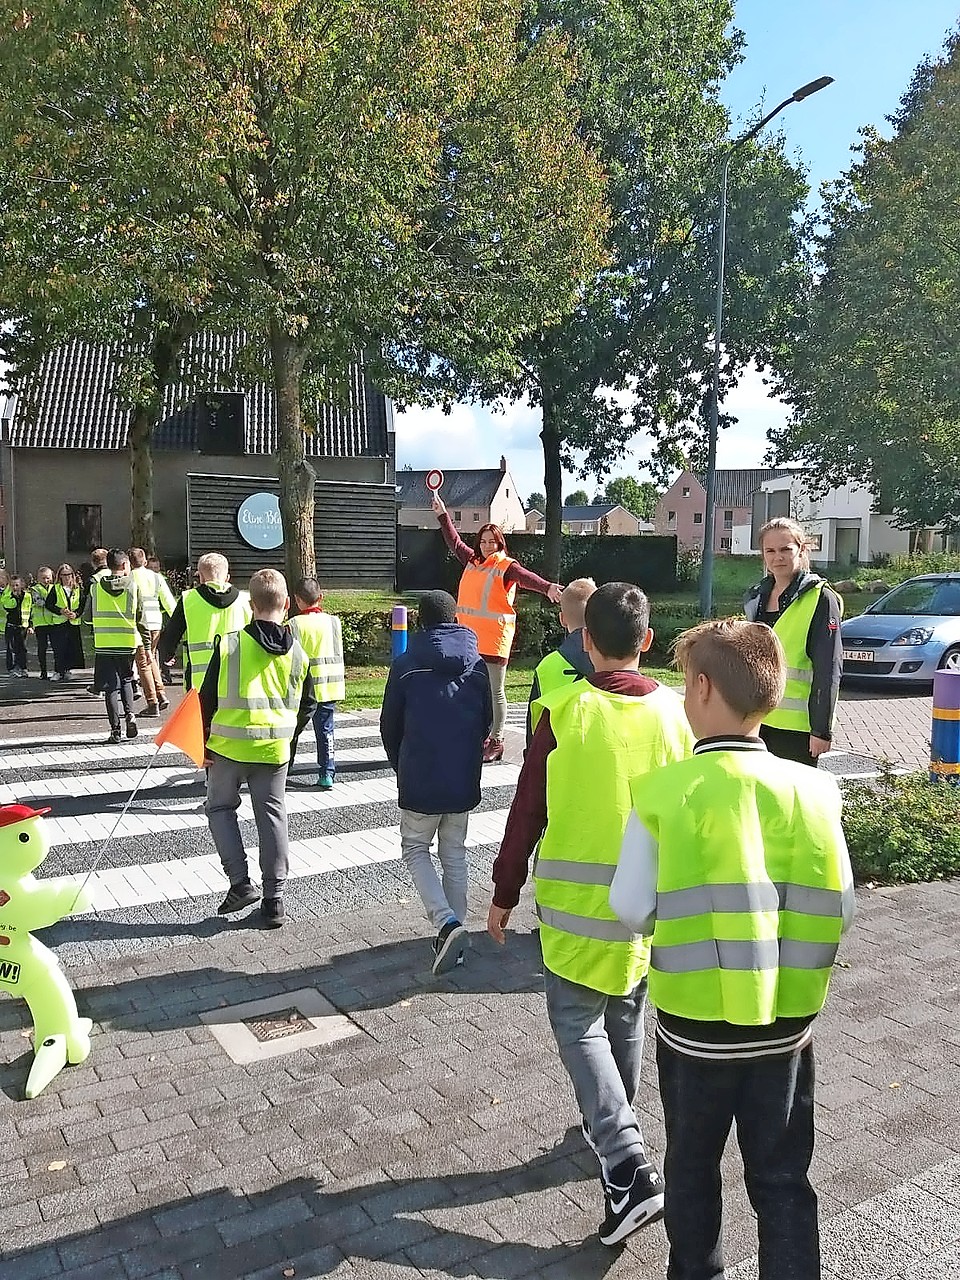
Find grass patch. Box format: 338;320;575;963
342;656;682;711
842;769;960;884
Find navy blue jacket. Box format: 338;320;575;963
380;623;492;814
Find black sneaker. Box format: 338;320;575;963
106;729;122;744
260;897;286;928
431;920;468;975
158;697;170;711
141;703;159;718
598;1158;665;1247
217;882;261;915
125;716;138;738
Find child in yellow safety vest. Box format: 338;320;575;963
525;577;596;747
489;582;693;1249
610;620;855;1280
2;575;33;676
288;578;345;790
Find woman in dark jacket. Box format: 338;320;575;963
744;517;843;766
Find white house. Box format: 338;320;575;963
732;475;912;566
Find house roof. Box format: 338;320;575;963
695;469;796;508
562;504;620;521
396;468;505;508
6;335;391;457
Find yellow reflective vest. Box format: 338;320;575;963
52;584;82;625
752;582;842;734
533;681;694;996
288;611;345;702
30;584;59;628
181;586;252;690
631;748;850;1024
91;580;139;651
206;631;309;766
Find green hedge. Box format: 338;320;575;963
842;771;960;884
337;598;705;664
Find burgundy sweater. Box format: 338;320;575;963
439;514;553;663
491;670;661;908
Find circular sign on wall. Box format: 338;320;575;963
236;492;284;550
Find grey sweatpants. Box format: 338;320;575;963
543;966;649;1179
484;660;507;741
205;752;290;897
399;809;469;930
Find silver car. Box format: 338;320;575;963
841;573;960;682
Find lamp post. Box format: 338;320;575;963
698;75;834;618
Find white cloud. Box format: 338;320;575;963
394;363;792;503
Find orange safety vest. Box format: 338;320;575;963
456;552;518;659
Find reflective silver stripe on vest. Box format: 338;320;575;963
655;881;843;920
210;723;296;740
457;563;512;624
656;882;780;919
217;633;307;712
776;697;809;712
535;859;616;887
652;936;838;974
785;667;812;683
536;903;636;943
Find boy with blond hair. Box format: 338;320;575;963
200;569;315;928
526;577;596;745
158;551;251;689
610;620;855;1280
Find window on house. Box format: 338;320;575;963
473;512;480;521
505;488;509;497
682;486;690;497
723;510;734;528
66;503;102;554
721;537;731;551
693;512;703;525
667;510;676;525
453;511;462;523
197;392;245;455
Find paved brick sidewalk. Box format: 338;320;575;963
4;874;960;1279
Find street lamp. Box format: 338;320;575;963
698;75;834;618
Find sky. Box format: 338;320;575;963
394;0;960;506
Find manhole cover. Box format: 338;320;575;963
244;1009;307;1042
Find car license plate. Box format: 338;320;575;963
843;649;875;662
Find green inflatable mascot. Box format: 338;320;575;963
0;803;93;1098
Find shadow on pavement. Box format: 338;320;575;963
2;1139;626;1280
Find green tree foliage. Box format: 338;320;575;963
602;476;659;521
1;0;607;582
564;488;590;507
527;491;546;512
408;0;810;575
772;33;960;531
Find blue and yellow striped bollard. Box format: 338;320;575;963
930;670;960;785
391;605;408;660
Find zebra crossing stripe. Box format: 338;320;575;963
50;808;512;912
32;764;520;850
0;721;383;773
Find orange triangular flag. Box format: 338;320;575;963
154;687;206;767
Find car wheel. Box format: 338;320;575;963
939;646;960;673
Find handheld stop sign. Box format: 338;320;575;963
425;468;444;494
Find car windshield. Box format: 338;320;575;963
870;579;960;617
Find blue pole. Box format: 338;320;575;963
931;670;960;785
391;605;408;659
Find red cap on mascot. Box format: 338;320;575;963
0;804;51;826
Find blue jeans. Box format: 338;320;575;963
313;701;336;777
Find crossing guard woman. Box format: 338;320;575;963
432;494;562;762
744;517;843;766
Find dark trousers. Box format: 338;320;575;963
313;701;336;777
106;683;136;732
759;724;817;768
657;1039;819;1280
35;625;52;677
6;626;27;672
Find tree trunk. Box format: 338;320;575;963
540;390;563;582
270;318;316;586
128;314;192;556
129;403;155;554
